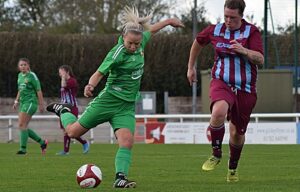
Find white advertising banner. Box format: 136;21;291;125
245;122;297;144
161;122;297;144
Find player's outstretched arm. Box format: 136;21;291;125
84;71;103;98
187;40;204;86
149;18;184;35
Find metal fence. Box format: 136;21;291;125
0;113;299;144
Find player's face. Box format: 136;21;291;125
224;7;242;31
18;61;30;73
123;32;142;53
58;68;67;78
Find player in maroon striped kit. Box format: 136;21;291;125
187;0;264;182
56;65;89;155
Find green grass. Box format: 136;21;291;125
0;143;299;192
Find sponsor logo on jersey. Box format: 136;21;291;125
112;85;123;92
19;83;26;90
131;68;143;80
239;33;244;39
216;42;231;48
131;56;136;62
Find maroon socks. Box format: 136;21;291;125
209;124;225;158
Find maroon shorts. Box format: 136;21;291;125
59;106;79;129
209;79;257;135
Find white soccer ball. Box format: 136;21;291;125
76;164;102;188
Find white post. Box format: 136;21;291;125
180;117;183;123
8;118;12;142
110;126;114;144
90;129;94;144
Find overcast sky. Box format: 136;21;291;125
174;0;298;31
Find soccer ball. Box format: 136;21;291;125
76;164;102;188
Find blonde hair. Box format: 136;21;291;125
121;6;152;34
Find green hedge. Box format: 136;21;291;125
0;32;214;99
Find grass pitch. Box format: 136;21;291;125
0;143;299;192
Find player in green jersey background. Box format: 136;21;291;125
47;6;184;188
13;58;48;155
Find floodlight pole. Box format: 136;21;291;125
295;0;299;111
192;0;198;114
263;0;268;69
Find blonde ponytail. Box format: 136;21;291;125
121;6;152;34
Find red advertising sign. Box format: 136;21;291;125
145;122;166;144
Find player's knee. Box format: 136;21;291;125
211;111;226;124
18;123;27;129
66;129;80;138
119;137;134;149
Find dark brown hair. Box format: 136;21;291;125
59;65;74;77
18;57;30;64
224;0;246;16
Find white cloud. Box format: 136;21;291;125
175;0;298;31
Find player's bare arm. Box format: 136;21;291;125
244;49;264;65
149;18;184;35
187;40;204;86
61;75;67;87
13;91;20;110
37;90;44;112
84;71;103;98
229;39;264;65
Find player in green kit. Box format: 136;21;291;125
13;58;48;155
47;6;184;188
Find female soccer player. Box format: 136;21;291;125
56;65;89;155
47;6;183;188
187;0;264;182
13;58;48;155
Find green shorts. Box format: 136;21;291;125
78;91;136;133
19;102;37;116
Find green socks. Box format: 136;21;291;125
28;129;44;145
19;130;29;152
61;112;77;128
115;147;132;176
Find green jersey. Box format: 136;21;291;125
17;71;41;104
98;31;151;102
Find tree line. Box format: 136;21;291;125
0;0;297;109
0;31;215;98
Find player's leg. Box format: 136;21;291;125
23;102;48;154
75;137;89;154
47;102;88;137
209;100;228;157
56;128;70;155
227;122;245;182
16;112;31;154
63;133;71;154
47;93;112;147
202;79;234;171
113;128;136;188
56;119;71;155
115;129;134;174
227;91;257;182
27;129;48;154
70;107;90;154
63;121;90;154
202;100;228;171
111;102;136;188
